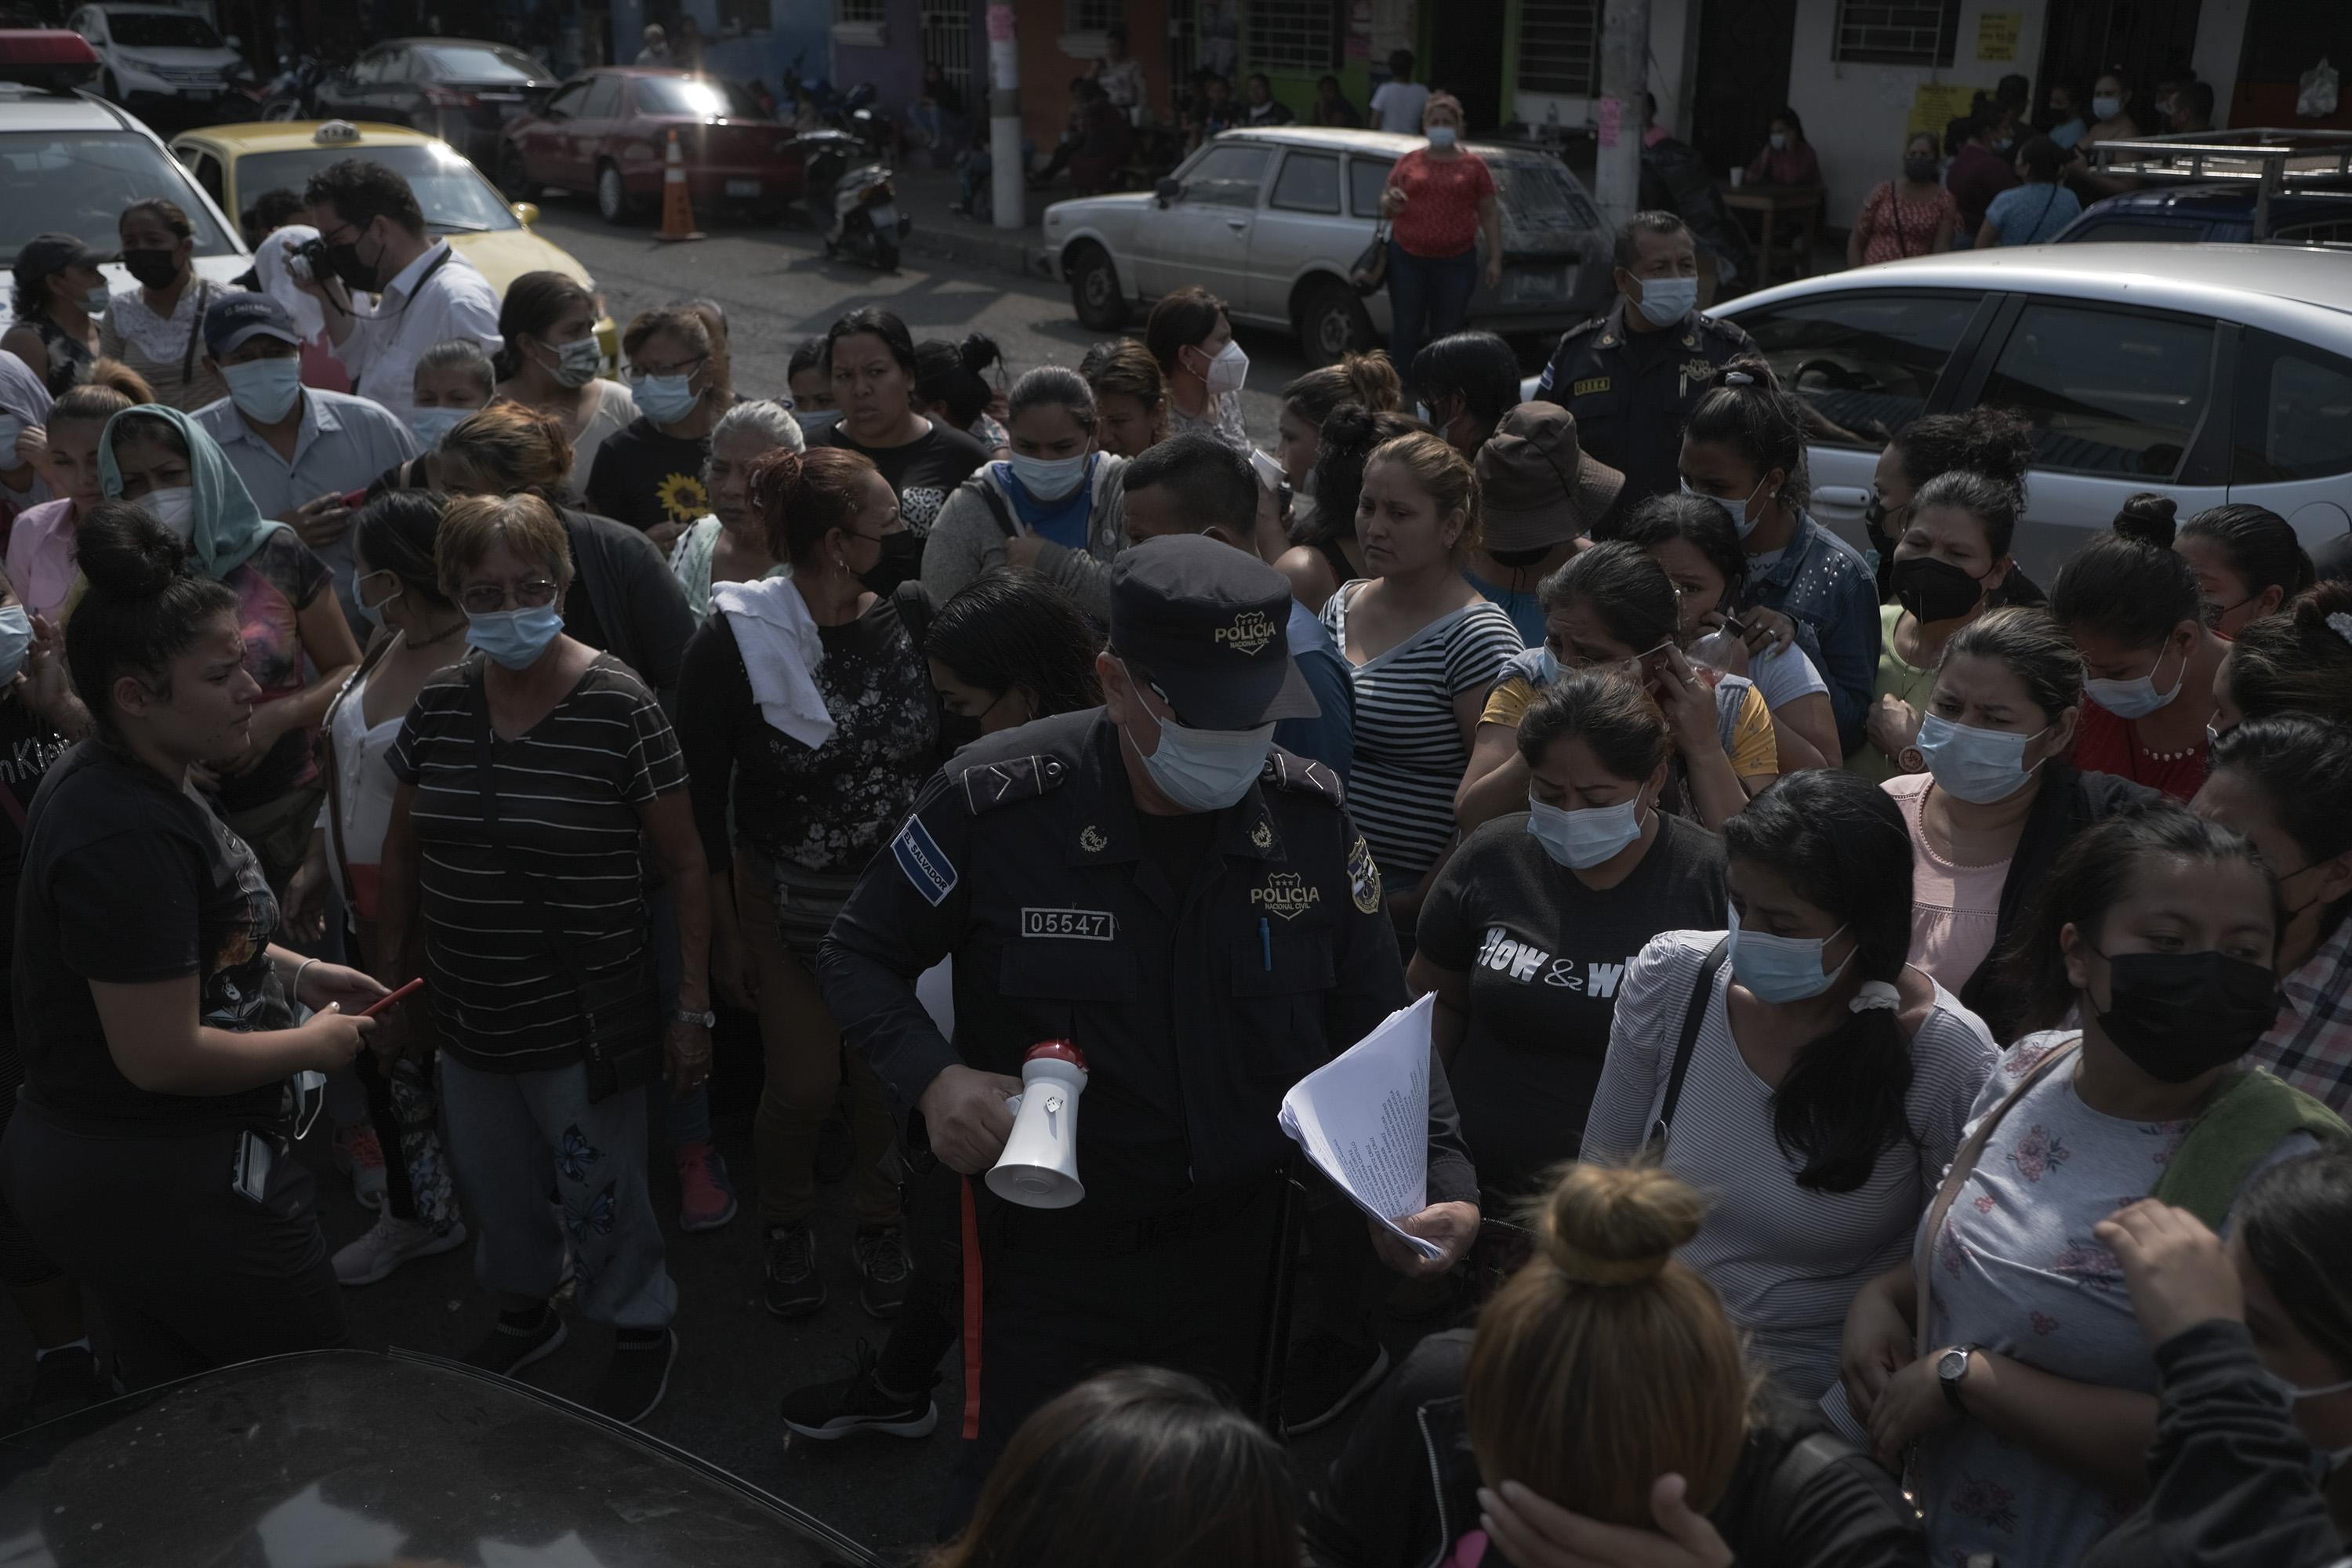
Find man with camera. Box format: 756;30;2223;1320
292;158;500;426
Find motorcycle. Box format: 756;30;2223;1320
791;127;865;214
256;54;325;121
825;163;909;271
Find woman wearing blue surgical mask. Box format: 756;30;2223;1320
2052;492;2225;802
923;365;1128;620
493;271;637;495
1882;607;2154;1033
1584;768;1998;1404
1842;804;2337;1568
281;491;470;1289
404;339;496;470
100;405;362;898
2086;1151;2352;1568
666;399;802;623
1377;93;1502;403
818;307;989;541
1680;357;1882;758
1457;538;1773;836
376;491;709;1425
1412;669;1726;1207
586;306;737;553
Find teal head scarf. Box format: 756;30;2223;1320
96;403;290;582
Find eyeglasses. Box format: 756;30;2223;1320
627;355;707;383
460;579;559;615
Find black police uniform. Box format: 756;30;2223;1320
1535;298;1757;514
818;543;1479;1515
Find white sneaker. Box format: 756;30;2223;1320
332;1124;390;1212
333;1210;469;1287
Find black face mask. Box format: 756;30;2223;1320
1891;554;1987;623
121;247;180;290
2093;948;2280;1083
1486;543;1555;569
856;530;923;596
322;235;381;295
1904;155;1939;182
1863;494;1896;542
936;709;985;755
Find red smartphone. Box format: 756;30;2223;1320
360;978;425;1018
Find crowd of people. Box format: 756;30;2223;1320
2;142;2351;1568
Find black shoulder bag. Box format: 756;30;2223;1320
466;662;660;1102
1651;936;1732;1149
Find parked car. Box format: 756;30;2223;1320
0;29;249;333
169;118;617;364
308;38;555;170
498;67;805;225
1040;127;1603;366
2057;183;2352;245
1691;244;2352;586
66;2;244;113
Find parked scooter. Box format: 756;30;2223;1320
258;54;325;121
825;163;909;271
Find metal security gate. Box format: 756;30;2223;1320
920;0;972;113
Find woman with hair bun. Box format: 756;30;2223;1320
2212;581;2352;735
1866;405;2038;604
1302;1162;1923;1568
1276;351;1403;493
2176;503;2315;639
1;505;383;1389
914;332;1011;457
1274;405;1422;613
2049;492;2227;800
677;445;935;1322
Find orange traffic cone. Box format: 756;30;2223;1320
658;128;703;243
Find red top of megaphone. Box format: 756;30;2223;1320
1025;1039;1088;1071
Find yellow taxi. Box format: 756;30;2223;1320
166;118;617;365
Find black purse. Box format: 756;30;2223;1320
466;663;660;1102
1350;221;1389;295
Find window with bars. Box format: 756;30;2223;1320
921;0;971;105
1517;0;1600;96
1831;0;1961;66
1065;0;1118;30
1247;0;1342;74
837;0;885;23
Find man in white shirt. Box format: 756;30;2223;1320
1367;49;1431;133
292;158;501;426
194;291;418;626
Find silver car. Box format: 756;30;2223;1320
1039;127;1602;365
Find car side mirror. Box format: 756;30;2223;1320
511;201;541;225
1155;176;1179;207
223;34;241;49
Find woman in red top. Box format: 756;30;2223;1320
1846;132;1958;267
1379;94;1502;399
1744;107;1822;187
2051;494;2225;801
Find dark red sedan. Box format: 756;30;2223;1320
496;67;804;224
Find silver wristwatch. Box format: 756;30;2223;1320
672;1007;717;1029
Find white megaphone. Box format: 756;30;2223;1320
986;1040;1089;1210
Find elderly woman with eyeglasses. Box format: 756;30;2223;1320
375;491;710;1427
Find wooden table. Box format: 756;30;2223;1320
1721;183;1826;286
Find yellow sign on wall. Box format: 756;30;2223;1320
1908;82;1980;138
1976;10;2023;61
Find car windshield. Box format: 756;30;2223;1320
238;143;521;233
415;43;544;82
633;75;769;120
1486;151;1599;254
0;129;232;267
106;11;223;47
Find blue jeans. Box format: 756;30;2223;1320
1387;241;1479;394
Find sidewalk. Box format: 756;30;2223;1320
885;165;1060;281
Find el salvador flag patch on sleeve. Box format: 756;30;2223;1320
894;815;959;906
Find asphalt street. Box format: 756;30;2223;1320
526;198;1314;452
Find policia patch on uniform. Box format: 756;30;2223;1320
1348;836;1381;914
893;816;958;906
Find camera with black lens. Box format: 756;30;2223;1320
292;234;333;282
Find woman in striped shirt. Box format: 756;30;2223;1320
1581;768;1996;1403
377;492;710;1427
1318;430;1522;939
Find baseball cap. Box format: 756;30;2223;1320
1108;535;1320;731
12;233;113;289
203;292;303;358
1475;401;1625;552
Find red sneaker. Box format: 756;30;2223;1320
675;1140;738;1232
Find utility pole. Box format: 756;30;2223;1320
988;3;1024;230
1593;0;1651;230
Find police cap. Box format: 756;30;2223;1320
1108;535;1320;731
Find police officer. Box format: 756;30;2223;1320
1537;209;1755;517
819;535;1480;1514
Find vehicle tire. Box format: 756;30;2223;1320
1068;244;1127;332
495;146;532;202
1296;279;1374;368
262;94;302;121
595;162;632;226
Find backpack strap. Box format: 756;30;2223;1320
957;474;1019;539
2149;1069;2351;1229
1650;937;1731;1150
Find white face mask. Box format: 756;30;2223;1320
1196;341;1250;397
0;604;31;684
541;335;603;389
1007;452;1090;502
352;568;400;632
1120;665;1276;812
1426;125;1457;151
79;282;111;317
223;358;303;425
1680;474;1767;539
1631;274;1698;328
797;408;842;438
141;485;197;540
1526;793;1646;869
2084;641;2185;720
1915;713;2050;805
2092;94;2123;120
1769;132;1789;151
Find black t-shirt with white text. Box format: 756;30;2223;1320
1417;809;1726;1201
823;419;988;538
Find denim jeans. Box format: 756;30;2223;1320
1386;241;1479;394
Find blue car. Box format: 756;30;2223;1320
2056;182;2352;245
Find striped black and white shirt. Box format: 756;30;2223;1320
1581;929;1998;1402
1319;582;1522;885
387;652;685;1073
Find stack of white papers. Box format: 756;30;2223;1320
1279;994;1444;1262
